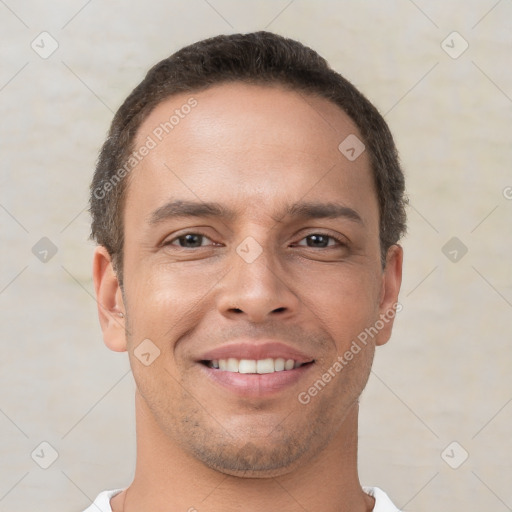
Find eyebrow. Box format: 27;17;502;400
149;200;236;224
284;201;363;224
148;199;363;225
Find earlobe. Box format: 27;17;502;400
375;244;403;347
92;246;127;352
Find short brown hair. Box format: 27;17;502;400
90;31;406;285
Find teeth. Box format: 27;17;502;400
239;359;256;374
227;358;239;372
210;357;307;374
274;358;285;371
256;358;274;374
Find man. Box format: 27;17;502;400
88;31;406;512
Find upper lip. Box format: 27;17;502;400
199;341;315;364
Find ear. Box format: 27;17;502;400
375;244;403;347
92;246;127;352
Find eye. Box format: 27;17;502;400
295;234;345;248
167;233;214;248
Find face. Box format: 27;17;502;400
95;82;402;477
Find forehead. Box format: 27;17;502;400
127;82;377;225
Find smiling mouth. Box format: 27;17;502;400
201;358;314;374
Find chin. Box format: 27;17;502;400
195;441;311;478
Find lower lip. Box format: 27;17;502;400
199;363;314;397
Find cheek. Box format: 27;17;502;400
127;258;214;309
123;259;221;354
296;265;381;342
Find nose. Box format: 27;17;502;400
216;243;299;323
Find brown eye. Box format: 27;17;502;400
296;234;344;248
306;234;329;248
169;233;211;248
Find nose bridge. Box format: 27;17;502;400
217;235;297;321
236;238;278;289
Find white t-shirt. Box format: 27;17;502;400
83;486;401;511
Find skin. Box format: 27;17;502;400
93;82;402;512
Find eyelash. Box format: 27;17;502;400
164;231;347;249
294;234;347;248
165;232;219;248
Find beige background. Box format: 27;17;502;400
1;1;511;510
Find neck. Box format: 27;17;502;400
112;391;374;512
